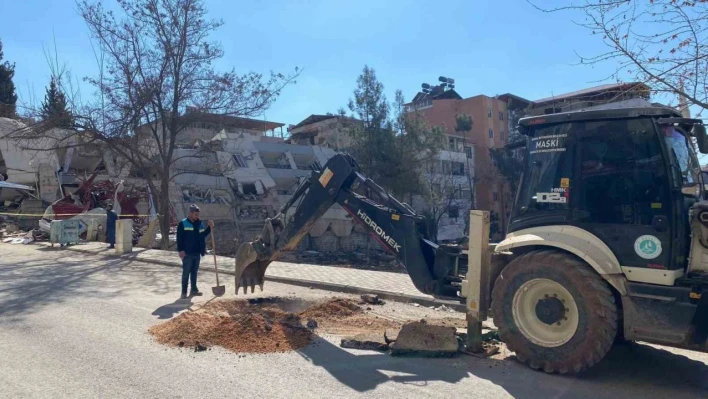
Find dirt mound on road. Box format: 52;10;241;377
150;297;381;353
300;298;362;319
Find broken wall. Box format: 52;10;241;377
0;118;61;186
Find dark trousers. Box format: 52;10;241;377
107;229;115;247
181;254;201;294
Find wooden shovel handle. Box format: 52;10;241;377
211;225;220;286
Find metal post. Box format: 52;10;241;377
463;210;490;352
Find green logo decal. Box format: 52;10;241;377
634;235;662;260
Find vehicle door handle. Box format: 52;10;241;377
652;215;668;232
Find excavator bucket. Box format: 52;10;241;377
234;240;271;294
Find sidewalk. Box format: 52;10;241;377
55;241;465;311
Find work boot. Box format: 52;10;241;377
190;290;203;297
180;293;188;300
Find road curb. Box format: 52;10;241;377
62;245;466;312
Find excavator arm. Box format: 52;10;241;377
234;153;466;300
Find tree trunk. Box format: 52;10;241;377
159;178;171;250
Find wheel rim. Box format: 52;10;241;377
512;278;579;348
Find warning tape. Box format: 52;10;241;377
0;212;158;217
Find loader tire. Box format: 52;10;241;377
491;250;617;374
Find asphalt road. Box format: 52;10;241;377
2;244;708;398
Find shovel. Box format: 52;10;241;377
210;225;225;297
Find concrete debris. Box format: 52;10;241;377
360;294;385;305
389;321;460;358
434;305;456;313
182;187;231;205
306;319;318;329
411;303;420;307
237;205;270;220
340;333;389;352
5;223;19;233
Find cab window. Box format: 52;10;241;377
576;118;668;225
514;122;574;217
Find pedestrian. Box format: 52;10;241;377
106;204;118;249
177;204;214;299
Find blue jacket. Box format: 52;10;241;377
176;218;211;256
106;210;118;233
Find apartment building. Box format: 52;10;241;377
406;83;514;239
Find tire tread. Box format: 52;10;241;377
491;249;618;374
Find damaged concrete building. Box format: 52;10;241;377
0;113;374;256
157;111;371;256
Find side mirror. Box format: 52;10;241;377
693;124;708;154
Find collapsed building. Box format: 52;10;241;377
0;113;382;259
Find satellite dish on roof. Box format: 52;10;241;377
449;84;455;89
422;83;431;90
439;76;447;83
447;78;455;84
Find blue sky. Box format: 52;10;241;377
1;0;639;126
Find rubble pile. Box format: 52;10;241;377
237;205;271;220
181;186;232;205
0;217;47;244
149;297;386;353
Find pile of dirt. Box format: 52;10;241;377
300;298;362;319
150;297;382;354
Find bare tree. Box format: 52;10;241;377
454;114;476;207
421;164;467;242
5;0;298;248
530;0;708;114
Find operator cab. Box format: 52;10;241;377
513;107;707;285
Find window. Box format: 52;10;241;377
442;160;465;175
465;146;473;159
662;126;699;186
449;137;464;151
515;117;669;225
488;109;492;118
500;130;505;141
493;192;499;201
499;111;504;121
489;129;494;139
448;206;460;218
515;122;574;216
242;183;258;195
232;154;247;168
577;118;668;225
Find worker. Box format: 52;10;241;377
177;204;214;299
106;204;118;249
